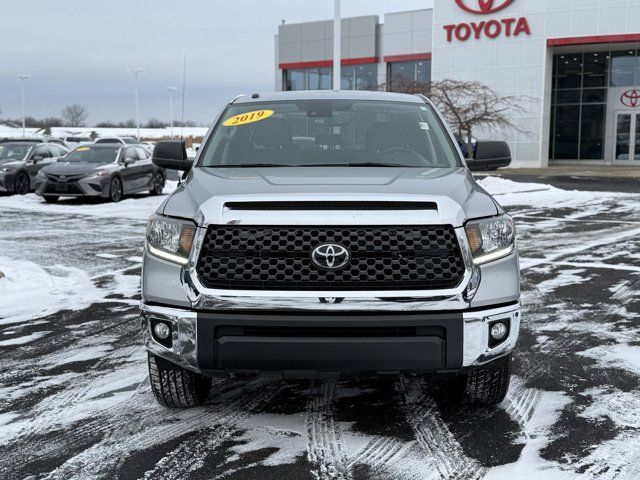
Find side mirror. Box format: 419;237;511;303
152;141;193;171
469;141;511;171
31;155;45;164
123;157;136;166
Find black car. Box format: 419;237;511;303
0;142;69;194
35;144;166;203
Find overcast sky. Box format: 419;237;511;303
0;0;433;125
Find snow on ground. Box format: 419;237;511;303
0;181;177;220
0;125;208;140
1;175;640;479
0;257;102;326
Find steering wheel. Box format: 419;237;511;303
380;146;420;156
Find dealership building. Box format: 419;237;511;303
274;0;640;168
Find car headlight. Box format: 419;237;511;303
146;215;196;265
37;170;47;179
85;169;110;178
0;167;13;173
465;214;515;265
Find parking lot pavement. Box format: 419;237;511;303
0;177;639;479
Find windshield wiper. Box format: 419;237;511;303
298;162;408;168
207;163;291;168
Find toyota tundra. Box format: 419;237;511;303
141;91;520;408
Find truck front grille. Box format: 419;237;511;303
196;226;465;291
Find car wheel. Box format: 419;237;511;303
444;354;511;406
149;172;165;196
14;173;30;195
148;353;212;408
109;177;123;203
44;196;59;203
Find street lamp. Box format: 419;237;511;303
333;0;341;91
168;86;178;138
18;74;31;138
126;67;144;140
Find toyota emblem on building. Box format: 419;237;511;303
311;244;350;270
621;89;640;108
455;0;514;15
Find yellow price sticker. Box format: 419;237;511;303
223;109;274;127
76;147;91;151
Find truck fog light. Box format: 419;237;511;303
153;322;171;340
490;322;508;341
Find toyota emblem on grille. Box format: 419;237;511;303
311;244;350;270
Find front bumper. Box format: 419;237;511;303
0;172;16;193
35;176;109;198
141;301;521;376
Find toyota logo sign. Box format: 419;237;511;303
311;244;350;270
621;89;640;108
455;0;514;15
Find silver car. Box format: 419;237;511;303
141;90;521;408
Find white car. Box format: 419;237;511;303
94;137;138;145
62;136;94;149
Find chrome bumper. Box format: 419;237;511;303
141;301;521;373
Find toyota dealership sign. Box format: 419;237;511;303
445;0;531;42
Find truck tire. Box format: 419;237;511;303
448;354;511;406
148;353;212;408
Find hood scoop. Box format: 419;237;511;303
225;200;438;211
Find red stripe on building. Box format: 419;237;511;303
383;53;432;63
279;57;377;70
548;33;640;47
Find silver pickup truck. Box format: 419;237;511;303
141;91;520;408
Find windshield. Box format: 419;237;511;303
199;100;461;168
65;145;119;163
0;143;33;162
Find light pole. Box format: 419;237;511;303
126;68;144;140
333;0;341;91
18;74;31;137
168;86;178;138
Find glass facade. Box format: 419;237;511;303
550;52;608;161
283;64;377;91
388;60;431;85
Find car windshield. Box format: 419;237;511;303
65;145;119;163
199;100;461;168
0;143;32;162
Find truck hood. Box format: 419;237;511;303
161;166;500;227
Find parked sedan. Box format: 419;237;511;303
35;144;166;203
0;142;69;194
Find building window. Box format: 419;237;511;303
388;60;431;86
610;50;637;87
283;64;377;91
550;52;608;161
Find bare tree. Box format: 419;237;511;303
61;103;89;127
382;78;528;159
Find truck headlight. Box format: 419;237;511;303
465;214;515;265
146;215;196;265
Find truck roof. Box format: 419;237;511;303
232;90;425;104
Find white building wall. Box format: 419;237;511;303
432;0;640;167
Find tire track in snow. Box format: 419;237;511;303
37;376;256;480
139;378;282;480
306;380;352;480
398;376;487;480
347;435;408;471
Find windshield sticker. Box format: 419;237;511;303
223;109;275;127
76;147;91;151
419;122;430;131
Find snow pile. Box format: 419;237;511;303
476;176;630;209
0;125;208;140
0;181;177;220
0;257;103;326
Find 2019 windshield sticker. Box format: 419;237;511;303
223;109;275;127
